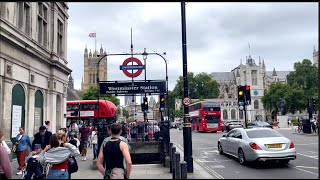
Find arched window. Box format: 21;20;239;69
254;100;259;109
231;109;236;119
223;110;228;120
34;90;44;133
239;110;243;119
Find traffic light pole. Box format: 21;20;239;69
244;97;248;128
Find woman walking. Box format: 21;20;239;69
39;130;80;179
91;127;98;160
15;127;32;175
0;130;12;179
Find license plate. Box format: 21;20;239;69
267;144;282;148
207;123;218;128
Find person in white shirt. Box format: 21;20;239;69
91;127;98;160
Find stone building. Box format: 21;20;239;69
175;55;291;122
0;2;71;140
81;45;108;91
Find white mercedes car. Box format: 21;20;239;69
218;127;296;165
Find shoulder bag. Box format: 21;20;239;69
68;156;78;174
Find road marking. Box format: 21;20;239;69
203;150;219;155
210;165;225;169
295;143;318;146
177;144;224;179
289;165;319;176
198;159;233;163
296;166;318;169
296;153;318;160
195;147;217;150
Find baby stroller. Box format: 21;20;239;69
21;157;48;179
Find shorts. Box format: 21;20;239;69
81;140;89;148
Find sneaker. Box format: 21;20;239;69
16;171;22;175
83;157;86;161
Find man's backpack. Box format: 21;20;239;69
68;156;78;174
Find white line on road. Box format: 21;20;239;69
295;166;318;169
295;143;318;146
296;153;318;160
195;147;217;150
198;159;233;163
289;165;319;176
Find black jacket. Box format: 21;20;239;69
32;131;52;150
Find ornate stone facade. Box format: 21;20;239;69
81;45;108;91
0;2;71;139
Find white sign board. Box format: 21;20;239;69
12;105;22;138
80;111;94;116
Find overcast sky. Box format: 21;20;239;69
67;2;318;105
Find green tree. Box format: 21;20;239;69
172;72;219;99
82;86;120;106
287;59;318;98
262;82;305;114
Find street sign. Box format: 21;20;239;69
121;57;143;78
120;65;145;70
134;112;138;120
182;97;191;106
99;80;166;95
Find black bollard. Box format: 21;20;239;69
175;152;181;179
171;146;176;179
180;161;187;179
169;143;173;173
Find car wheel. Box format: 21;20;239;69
218;142;224;155
238;149;247;165
279;159;290;164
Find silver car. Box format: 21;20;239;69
218;128;296;165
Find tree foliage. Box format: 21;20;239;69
82;86;120;106
172;72;220;99
262;59;318;114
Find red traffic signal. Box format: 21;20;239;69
246;85;250;91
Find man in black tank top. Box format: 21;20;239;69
96;123;132;179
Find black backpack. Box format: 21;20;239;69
68;156;78;174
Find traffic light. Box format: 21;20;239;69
143;96;148;112
244;85;251;105
310;96;315;113
238;86;244;103
159;94;165;111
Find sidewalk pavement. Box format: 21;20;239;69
10;144;215;179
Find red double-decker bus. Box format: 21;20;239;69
66;100;117;127
189;100;222;132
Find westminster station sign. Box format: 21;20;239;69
99;80;166;95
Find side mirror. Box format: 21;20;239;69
222;134;226;137
238;135;242;139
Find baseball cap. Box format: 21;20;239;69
39;126;46;131
34;144;41;149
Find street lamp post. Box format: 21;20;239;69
181;1;193;173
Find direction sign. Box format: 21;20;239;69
182;97;191;106
99;80;166;95
121;57;143;78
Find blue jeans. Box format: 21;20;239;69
93;144;98;159
47;169;68;179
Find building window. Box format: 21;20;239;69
231;109;236;119
38;2;48;47
239;110;243;119
0;2;6;17
17;2;31;36
223;110;228;120
252;70;257;85
93;74;95;84
243;71;246;84
89;74;92;84
254;100;259;109
57;19;64;57
53;82;56;89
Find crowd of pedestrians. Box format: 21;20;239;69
0;118;161;179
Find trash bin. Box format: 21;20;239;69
302;121;312;134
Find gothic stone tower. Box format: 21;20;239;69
81;45;108;91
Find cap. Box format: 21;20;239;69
39;126;46;131
34;144;41;149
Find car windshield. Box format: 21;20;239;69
246;129;283;138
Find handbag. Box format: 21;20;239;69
68;156;78;174
11;135;24;153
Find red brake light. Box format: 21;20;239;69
249;142;262;150
289;141;295;148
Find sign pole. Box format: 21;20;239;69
181;1;193;173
